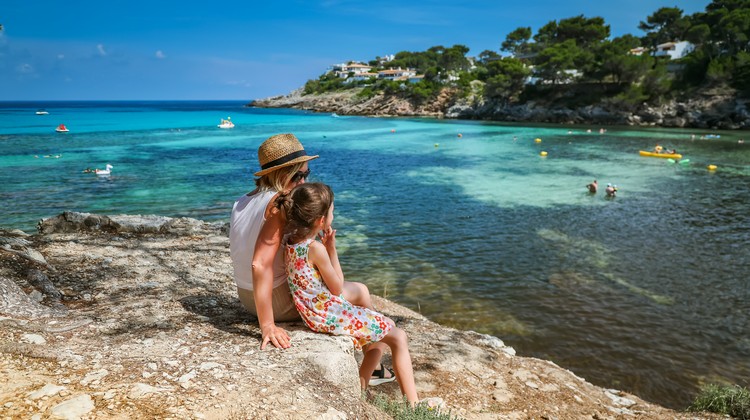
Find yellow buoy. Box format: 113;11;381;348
707;164;717;171
535;138;542;143
434;143;439;148
540;151;548;157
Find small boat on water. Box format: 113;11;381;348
36;110;49;115
55;124;69;133
639;150;683;159
218;117;234;129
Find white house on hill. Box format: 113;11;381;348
654;41;694;60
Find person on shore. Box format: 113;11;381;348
276;182;419;404
229;134;394;385
229;134;384;352
586;180;598;194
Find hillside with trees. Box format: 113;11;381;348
254;1;750;129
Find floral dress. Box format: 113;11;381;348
285;238;393;349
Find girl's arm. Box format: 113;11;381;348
319;227;344;281
251;199;290;350
308;241;344;296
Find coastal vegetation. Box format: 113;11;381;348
689;384;750;419
303;0;750;109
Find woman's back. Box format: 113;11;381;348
229;189;286;290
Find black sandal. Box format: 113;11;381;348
369;363;396;386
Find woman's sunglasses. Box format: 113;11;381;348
291;169;311;182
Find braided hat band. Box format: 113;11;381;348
254;133;319;177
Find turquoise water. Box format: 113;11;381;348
2;101;749;408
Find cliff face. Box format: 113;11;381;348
251;88;750;130
0;212;721;419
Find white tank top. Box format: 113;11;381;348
229;190;287;291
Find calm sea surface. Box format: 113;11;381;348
1;101;748;409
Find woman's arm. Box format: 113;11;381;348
251;202;290;350
308;241;344;296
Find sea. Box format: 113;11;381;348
1;100;748;409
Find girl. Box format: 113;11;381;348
276;182;418;404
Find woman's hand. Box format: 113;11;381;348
260;323;291;350
318;227;336;251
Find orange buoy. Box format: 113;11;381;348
457;133;463;138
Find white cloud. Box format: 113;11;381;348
17;63;34;74
57;54;65;60
97;44;107;56
155;50;165;59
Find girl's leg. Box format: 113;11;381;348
342;281;372;308
344;282;392;381
374;327;418;404
359;344;384;389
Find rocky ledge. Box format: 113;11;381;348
0;212;720;419
251;87;750;130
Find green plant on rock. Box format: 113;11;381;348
688;384;750;419
371;395;461;420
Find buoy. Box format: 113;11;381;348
707;164;717;171
457;133;462;138
391;129;396;133
540;151;548;157
679;159;690;164
667;158;675;164
535;138;542;143
434;143;439;148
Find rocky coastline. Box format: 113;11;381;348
0;212;722;419
250;87;750;130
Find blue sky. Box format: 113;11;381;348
1;0;709;101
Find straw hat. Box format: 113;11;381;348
254;133;319;177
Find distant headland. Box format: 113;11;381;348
252;4;750;129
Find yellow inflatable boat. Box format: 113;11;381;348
639;150;683;159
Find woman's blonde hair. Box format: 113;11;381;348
255;161;306;192
275;183;334;243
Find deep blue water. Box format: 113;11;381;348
1;100;749;409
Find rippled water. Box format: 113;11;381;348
1;101;749;408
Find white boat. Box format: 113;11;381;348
218;117;234;129
55;124;69;132
95;164;113;176
36;110;49;115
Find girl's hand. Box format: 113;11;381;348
318;227;336;250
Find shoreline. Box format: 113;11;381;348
249;87;750;130
0;212;725;418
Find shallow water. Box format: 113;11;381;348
1;101;749;408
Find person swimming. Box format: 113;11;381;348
586;180;598;193
605;183;617;197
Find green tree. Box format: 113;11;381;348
534;15;610;48
501;27;532;56
639;7;690;51
440;44;471;72
484;58;530;102
477;50;501;65
533;40;581;84
591;36;650;84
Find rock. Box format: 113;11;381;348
28;384;65;400
0;212;717;419
20;333;46;344
49;394;94;419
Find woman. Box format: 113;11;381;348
229;133;392;378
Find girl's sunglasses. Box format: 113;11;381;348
291;169;311;182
